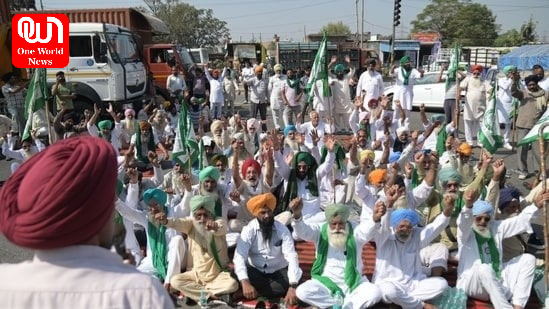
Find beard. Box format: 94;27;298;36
395;231;411;242
327;226;349;250
393;195;408;209
258;217;275;244
285;138;300;151
201;188;219;200
244;178;259;188
192;220;214;248
470;77;482;88
472;223;492;238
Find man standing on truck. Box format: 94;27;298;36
356;59;384;112
166;67;187;104
241;61;254;104
204;64;226;120
51;71;76;113
390;56;423;128
2;73;28;135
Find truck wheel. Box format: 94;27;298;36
73;98;93;116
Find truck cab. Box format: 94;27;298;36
144;43;188;100
48;23;147;113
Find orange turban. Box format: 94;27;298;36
254;66;264;74
458;142;472;157
0;136;117;250
247;193;276;217
368;169;387;185
139;120;151;131
471;64;483;73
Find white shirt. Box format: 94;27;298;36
296;120;334;150
538;77;549;92
456;205;538;280
356;70;384;109
268;74;287;109
234;219;302;283
373;208;450;285
166;74;187;94
205;68;225;103
0;246;174;309
87;122;122;157
329;71;354;113
318;151;347;208
312;79;332;112
292;217;378;291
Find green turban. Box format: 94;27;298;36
503;65;517;75
274;64;283;71
98;120;113;130
233;132;245;141
210;154;228;167
190;195;216;215
400;55;411;65
295;152;315;166
438;166;463;187
143;188;167;206
334;64;345;73
325;203;350;222
199;166;220;182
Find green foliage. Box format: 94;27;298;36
319;21;352;36
143;0;230;47
494;18;538;47
411;0;498;47
520;17;537;43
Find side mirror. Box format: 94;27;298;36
99;43;108;63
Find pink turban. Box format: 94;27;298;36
124;108;135;117
241;158;261;177
0;136;117;250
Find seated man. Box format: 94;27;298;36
128;120;169;170
151;195;239;305
290;200;384;308
373;186;453;309
233;193;302;305
456;196;545;309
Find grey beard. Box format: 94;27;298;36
472;223;492;238
470;77;482;88
192;220;214;249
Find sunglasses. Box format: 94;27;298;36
474;215;491;223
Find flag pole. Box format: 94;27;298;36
537;122;549;304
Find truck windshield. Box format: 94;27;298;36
106;32;140;63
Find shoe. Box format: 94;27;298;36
503;143;513;150
518;172;528;180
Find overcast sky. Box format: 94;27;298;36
42;0;549;43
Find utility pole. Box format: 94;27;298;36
360;0;364;48
355;0;359;45
391;0;401;65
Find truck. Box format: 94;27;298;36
22;8;194;106
275;41;382;73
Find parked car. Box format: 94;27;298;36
383;72;465;110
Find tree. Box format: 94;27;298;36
143;0;230;48
494;29;522;47
319;22;352;36
494;18;538;47
411;0;499;46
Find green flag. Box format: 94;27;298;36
478;81;503;153
517;108;549;146
445;44;460;91
306;33;331;103
22;68;48;141
171;102;199;169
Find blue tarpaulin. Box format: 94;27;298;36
498;44;549;71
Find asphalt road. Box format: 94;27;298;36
0;96;541;265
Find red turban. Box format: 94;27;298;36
241;158;261;177
471;64;483;73
0;136;117;250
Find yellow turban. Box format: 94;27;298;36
368;169;387;185
210;120;224;133
246;193;276;217
359;150;375;162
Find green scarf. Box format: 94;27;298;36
411;166;419;189
401;67;412;86
438;193;464;218
147;205;168;281
135;127;156;164
215;197;222;218
287;78;302;95
209;237;229;272
473;230;501;278
311;223;360;297
280;153;319;212
436;126;447;156
320;144;346;173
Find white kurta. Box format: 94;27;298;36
392;68;422;111
268;74;287;110
0;246;174;309
496;77;518;125
373;208;449;309
356;70;385;111
460;76;487;121
456;205;539;308
295;120;333;151
292;218;382;309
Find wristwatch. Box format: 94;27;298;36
289;283;298;289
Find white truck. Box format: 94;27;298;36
49;22;148;112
